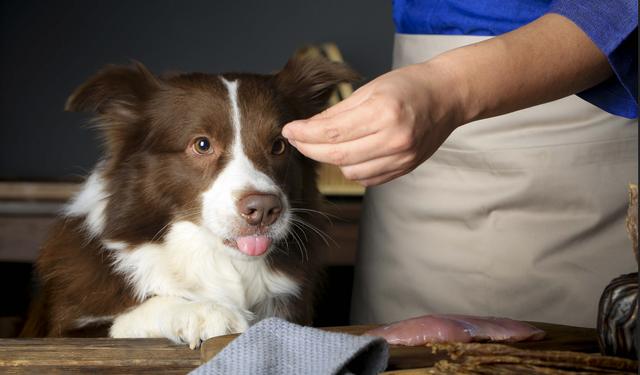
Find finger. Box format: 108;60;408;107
356;170;406;187
311;95;360;120
282;83;374;140
291;131;401;166
340;153;413;181
282;104;378;145
312;85;370;120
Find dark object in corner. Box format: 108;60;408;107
597;272;637;359
597;184;638;359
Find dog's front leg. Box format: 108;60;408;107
110;295;251;349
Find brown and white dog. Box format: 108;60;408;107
21;56;357;348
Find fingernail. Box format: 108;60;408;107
288;139;297;147
281;124;293;138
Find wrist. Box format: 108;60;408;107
416;54;475;129
424;50;482;127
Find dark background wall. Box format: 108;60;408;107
0;0;394;180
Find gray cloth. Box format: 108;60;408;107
190;318;389;375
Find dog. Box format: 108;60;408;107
21;55;357;348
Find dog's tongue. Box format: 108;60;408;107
236;236;271;256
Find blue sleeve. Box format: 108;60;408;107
549;0;638;119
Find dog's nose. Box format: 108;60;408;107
237;194;282;226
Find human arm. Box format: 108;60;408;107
282;13;616;186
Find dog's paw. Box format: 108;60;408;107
172;303;251;349
110;296;251;349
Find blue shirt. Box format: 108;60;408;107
393;0;638;119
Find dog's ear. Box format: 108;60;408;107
65;61;160;121
66;62;160;157
274;55;360;117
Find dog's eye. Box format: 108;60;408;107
271;138;286;155
193;137;213;155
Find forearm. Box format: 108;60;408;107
281;13;618;186
425;13;613;124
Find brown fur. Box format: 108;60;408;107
21;56;358;337
21;219;137;337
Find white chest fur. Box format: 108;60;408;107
111;220;300;316
107;220;301;347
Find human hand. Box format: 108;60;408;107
281;61;464;186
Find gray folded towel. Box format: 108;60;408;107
190;317;389;375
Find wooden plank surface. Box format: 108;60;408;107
0;182;80;201
0;323;601;373
201;322;600;370
0;338;201;374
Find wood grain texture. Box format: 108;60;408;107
201;322;600;370
0;183;79;201
0;323;602;373
399;342;638;374
0;338;201;374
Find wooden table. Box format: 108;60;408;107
201;322;602;370
0;322;602;374
0;338;201;374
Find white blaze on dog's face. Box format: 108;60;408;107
202;78;290;258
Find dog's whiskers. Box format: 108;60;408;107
289;215;335;248
289;207;336;225
287;223;309;263
149;210;201;243
150;221;175;243
289;221;309;243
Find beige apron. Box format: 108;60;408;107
350;34;638;328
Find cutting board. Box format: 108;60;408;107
201;322;599;370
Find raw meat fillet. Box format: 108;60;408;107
365;314;546;346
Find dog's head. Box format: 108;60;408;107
66;57;357;258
